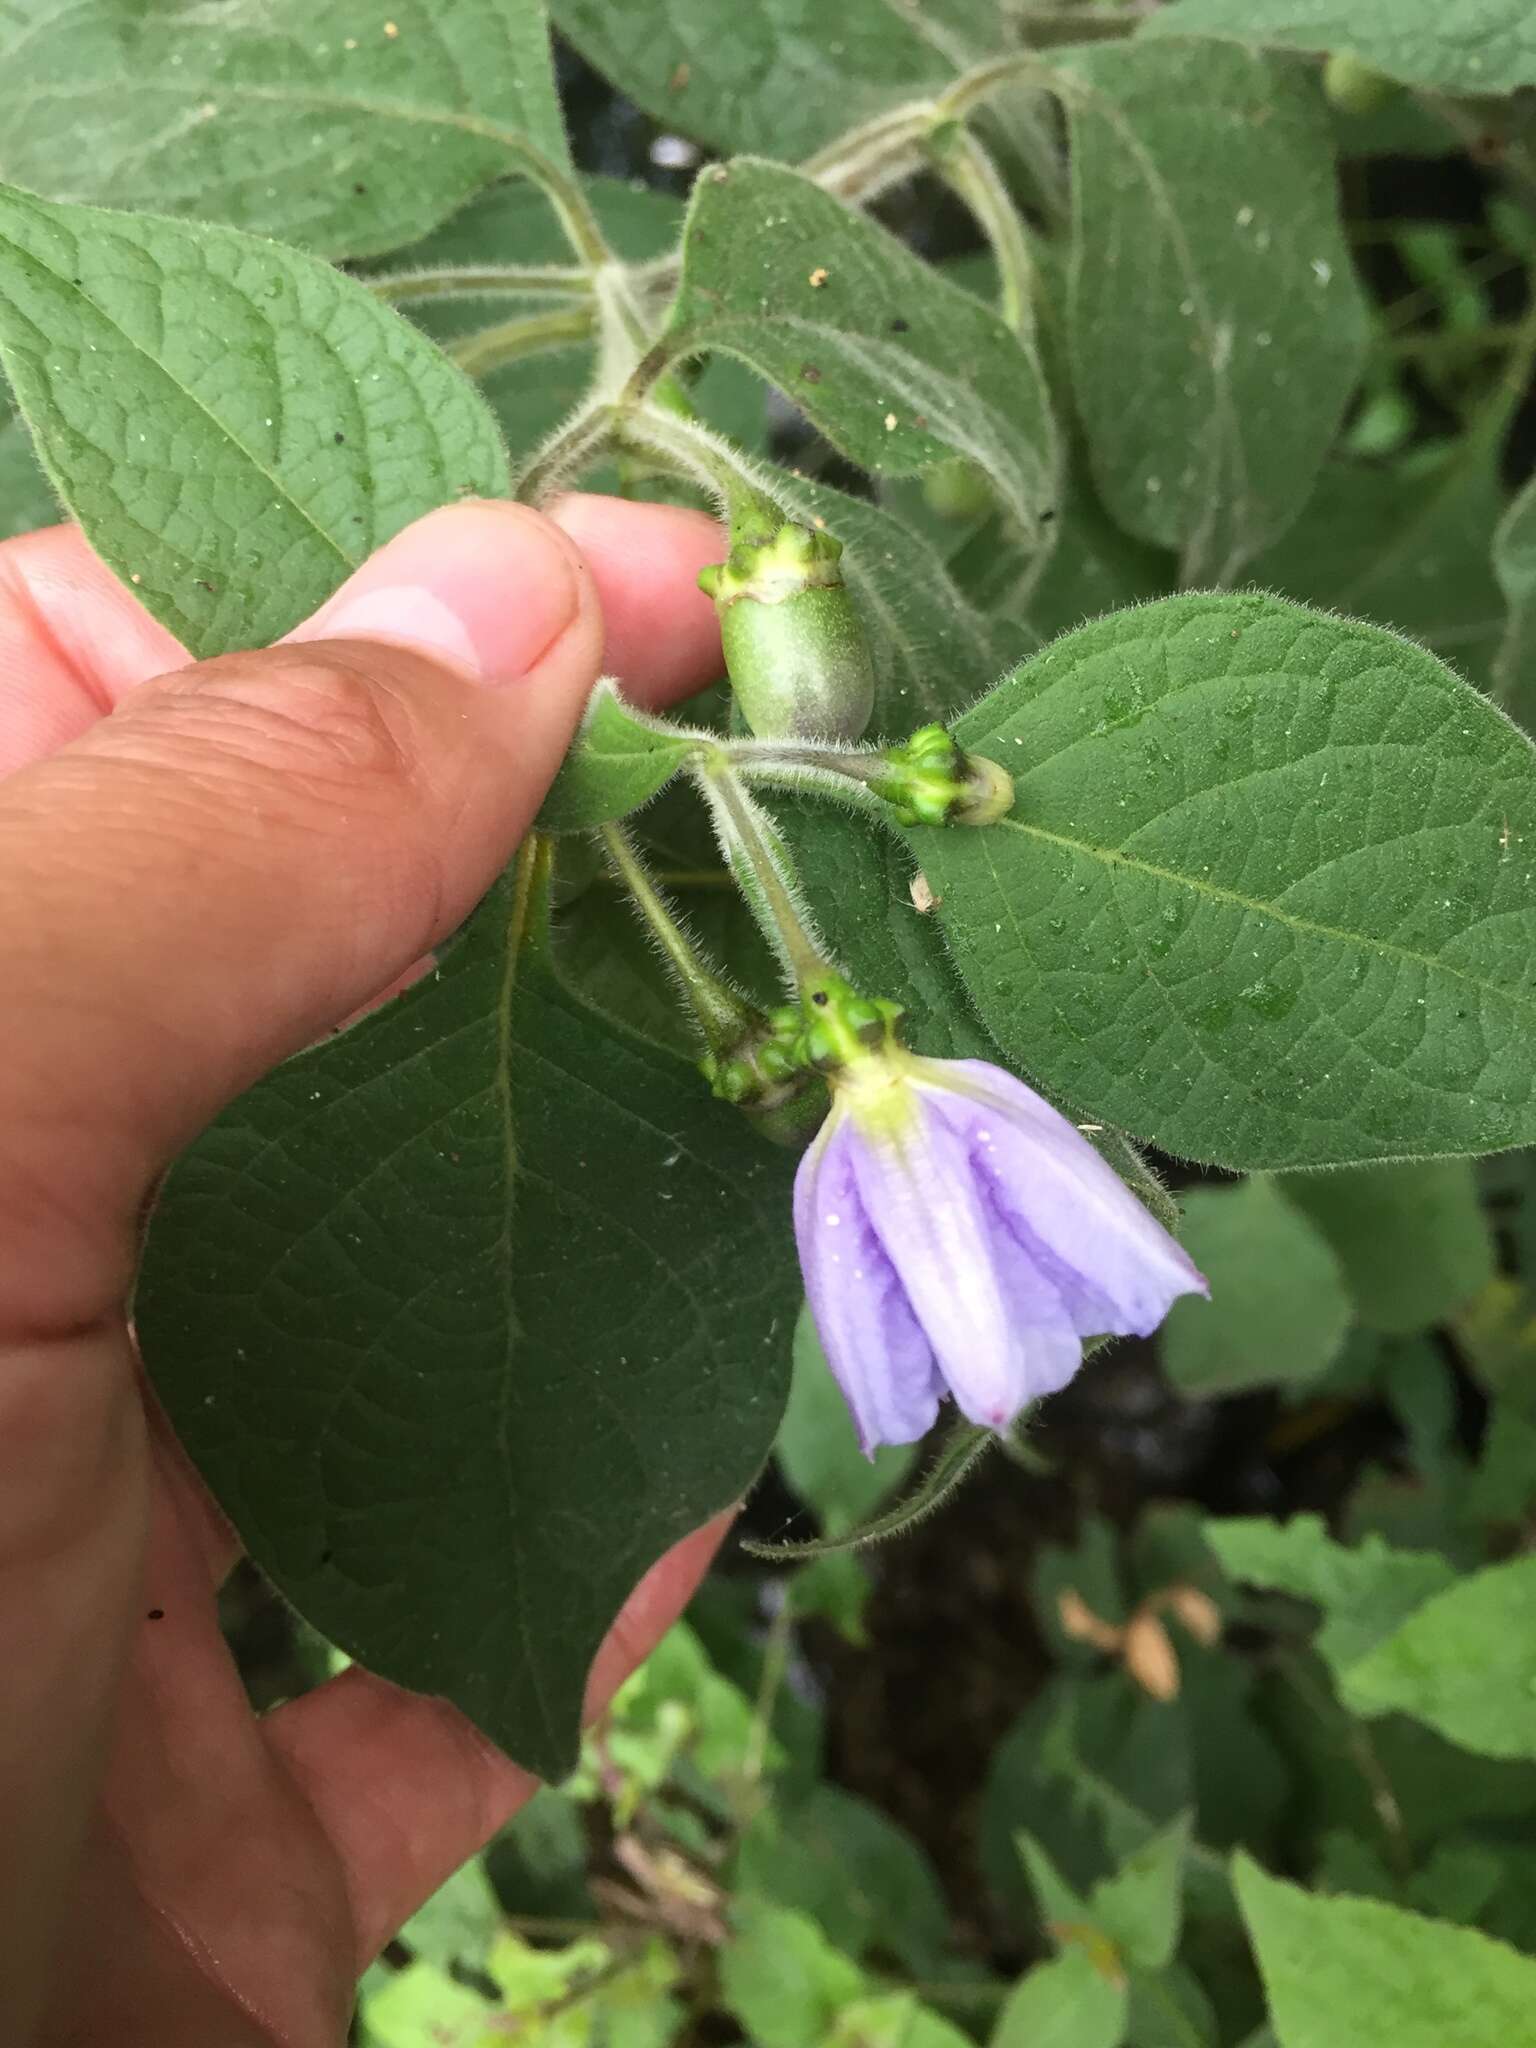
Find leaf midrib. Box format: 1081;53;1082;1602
990;814;1535;1018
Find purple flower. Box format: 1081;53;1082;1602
794;1053;1207;1452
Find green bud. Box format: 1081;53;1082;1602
922;457;994;523
1323;51;1401;117
699;998;826;1135
867;723;1016;828
700;516;877;742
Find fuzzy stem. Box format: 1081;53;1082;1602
930;125;1037;338
936;50;1067;125
694;757;832;989
367;263;594;305
596;822;755;1052
448;305;597;379
515;403;618;504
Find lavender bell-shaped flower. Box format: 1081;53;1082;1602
795;1042;1207;1453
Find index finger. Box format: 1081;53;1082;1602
0;496;726;781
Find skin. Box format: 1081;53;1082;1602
0;495;731;2047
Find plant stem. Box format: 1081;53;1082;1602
936;50;1065;125
694;758;831;988
930;125;1038;337
618;404;769;510
515;402;618;503
448;305;596;379
367;262;593;305
596;823;753;1051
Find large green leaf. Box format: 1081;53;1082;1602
1056;40;1367;583
1235;1854;1536;2048
1344;1555;1536;1760
549;0;1004;161
0;182;507;655
1162;1178;1350;1396
663;160;1058;539
1155;1;1536;96
135;846;799;1779
0;0;569;260
920;593;1536;1169
1280;1161;1494;1334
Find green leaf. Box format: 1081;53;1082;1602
990;1947;1128;2048
135;847;799;1780
1280;1161;1494;1334
921;592;1536;1169
1162;1177;1351;1396
361;1958;495;2047
830;1994;973;2048
0;182;507;656
1343;1554;1536;1759
537;685;700;834
1252;442;1507;691
736;1784;950;1972
1234;1852;1536;2048
0;0;569;260
775;1303;917;1536
718;1902;866;2048
0;399;53;537
396;1858;501;1974
1056;40;1367;582
1208;1515;1454;1675
663;160;1058;538
548;0;1004;161
1154;1;1536;96
1090;1815;1192;1972
1493;468;1536;729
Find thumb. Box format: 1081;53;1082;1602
0;499;604;1331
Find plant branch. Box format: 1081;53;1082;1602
367;262;593;305
447;304;596;379
930;124;1038;337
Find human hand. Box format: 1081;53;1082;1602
0;496;729;2046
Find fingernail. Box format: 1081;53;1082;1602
289;501;583;685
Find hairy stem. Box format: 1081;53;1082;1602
597;822;750;1050
930;125;1038;337
447;305;596;379
694;758;832;988
367;263;594;305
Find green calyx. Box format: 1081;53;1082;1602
869;723;1016;828
702;971;903;1103
698;515;847;609
699;493;876;742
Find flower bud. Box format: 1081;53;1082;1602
868;723;1015;828
699;517;877;742
1323;51;1400;117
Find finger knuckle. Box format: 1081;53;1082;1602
158;651;418;798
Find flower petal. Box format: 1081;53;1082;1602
844;1090;1029;1433
924;1059;1207;1336
793;1111;943;1452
